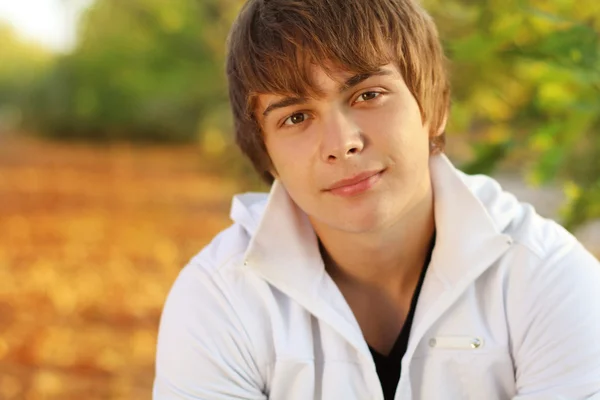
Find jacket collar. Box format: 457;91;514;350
428;154;514;288
236;178;368;353
402;155;514;368
233;154;513;357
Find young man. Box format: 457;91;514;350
153;0;600;399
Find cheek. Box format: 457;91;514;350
366;108;427;153
269;144;307;177
265;132;319;177
362;95;424;133
265;148;311;195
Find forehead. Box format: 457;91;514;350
255;63;400;114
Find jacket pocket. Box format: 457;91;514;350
410;340;515;400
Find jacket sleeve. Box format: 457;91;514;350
153;262;267;400
510;240;600;400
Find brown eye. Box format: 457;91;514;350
356;91;380;103
283;113;307;126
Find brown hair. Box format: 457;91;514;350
226;0;450;184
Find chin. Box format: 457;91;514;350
303;191;405;234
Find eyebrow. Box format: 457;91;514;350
263;97;308;118
261;68;394;118
340;69;394;93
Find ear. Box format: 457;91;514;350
435;111;448;137
429;112;448;155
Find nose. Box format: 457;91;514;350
320;109;365;163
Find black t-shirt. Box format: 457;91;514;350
368;233;435;400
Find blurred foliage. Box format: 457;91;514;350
424;0;600;229
0;0;599;228
0;25;53;132
22;0;240;142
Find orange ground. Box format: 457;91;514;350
0;137;242;399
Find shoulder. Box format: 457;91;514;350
458;170;595;262
154;222;273;398
159;221;272;357
194;222;252;273
459;172;600;396
460;170;600;332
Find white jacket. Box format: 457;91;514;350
153;154;600;400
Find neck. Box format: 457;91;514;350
313;183;435;293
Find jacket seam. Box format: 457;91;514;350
507;227;577;262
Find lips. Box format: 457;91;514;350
325;169;384;196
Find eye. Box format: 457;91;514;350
283;112;308;126
354;91;381;103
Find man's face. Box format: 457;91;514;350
256;63;439;235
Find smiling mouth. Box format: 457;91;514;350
325;169;385;197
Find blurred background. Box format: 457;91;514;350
0;0;598;398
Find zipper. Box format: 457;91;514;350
428;336;484;349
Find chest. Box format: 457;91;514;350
344;286;414;356
260;279;516;400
